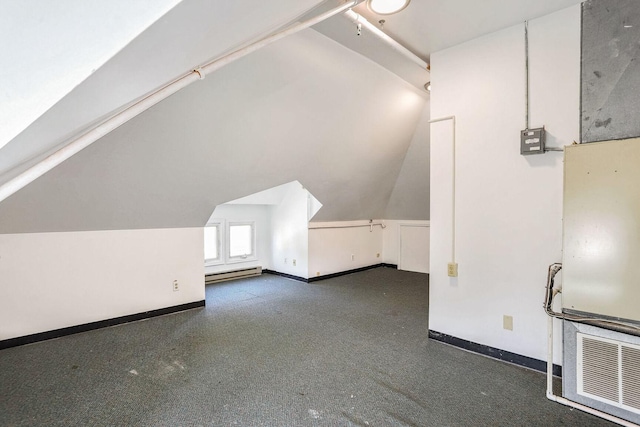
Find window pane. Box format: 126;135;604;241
229;224;253;258
204;226;218;260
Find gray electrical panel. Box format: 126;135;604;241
520;127;545;155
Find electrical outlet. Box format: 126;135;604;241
447;262;458;277
316;272;320;277
293;259;296;266
284;258;287;264
351;254;355;261
376;253;380;258
503;315;513;331
173;280;179;292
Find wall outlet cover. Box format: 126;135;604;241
503;315;513;331
447;262;458;277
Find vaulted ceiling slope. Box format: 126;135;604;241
385;101;430;220
0;0;326;185
0;25;427;233
0;0;182;152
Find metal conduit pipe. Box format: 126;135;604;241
0;0;364;204
343;10;428;70
543;263;640;427
429;116;456;263
543;263;640;337
308;221;387;231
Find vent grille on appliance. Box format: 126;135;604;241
205;266;262;284
581;337;619;402
578;333;640;414
622;346;640;410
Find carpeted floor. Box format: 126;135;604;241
0;267;615;426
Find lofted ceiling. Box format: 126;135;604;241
0;0;586;233
0;0;182;152
0;0;326;184
0;25;426;233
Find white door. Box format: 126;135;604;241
399;225;429;273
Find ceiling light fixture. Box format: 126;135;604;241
367;0;411;15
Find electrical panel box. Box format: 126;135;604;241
562;137;640;323
520;127;545;155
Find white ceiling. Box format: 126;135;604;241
0;0;587;232
0;0;325;184
352;0;584;61
0;28;426;233
0;0;182;152
0;0;587;185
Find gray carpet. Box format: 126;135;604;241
0;267;614;426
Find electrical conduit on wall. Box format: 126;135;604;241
429;116;456;275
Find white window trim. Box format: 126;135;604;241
204;220;224;266
226;221;257;264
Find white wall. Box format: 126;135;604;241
204;204;272;274
308;221;384;278
0;227;204;341
270;184;310;278
307;219;430;278
429;5;580;364
209;185;431;279
382;220;430;273
0;213;428;341
381;220;427;265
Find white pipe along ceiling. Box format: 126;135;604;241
0;0;366;205
343;9;428;69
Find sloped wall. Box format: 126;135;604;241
0;0;325;182
0;29;426;233
384;102;430;220
0;0;181;150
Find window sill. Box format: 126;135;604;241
226;256;257;264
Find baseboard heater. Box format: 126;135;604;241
205;266;262;284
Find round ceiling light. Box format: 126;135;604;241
367;0;411;15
